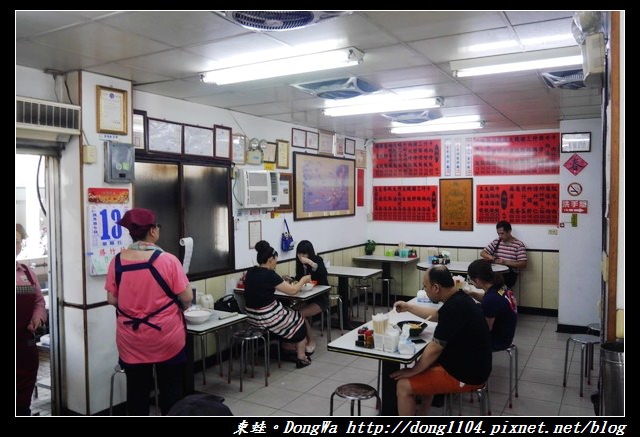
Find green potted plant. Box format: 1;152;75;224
364;239;376;255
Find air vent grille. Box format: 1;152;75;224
293;77;380;100
16;97;80;132
541;69;586;90
220;11;351;31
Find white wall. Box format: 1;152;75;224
134;91;370;268
558;118;603;327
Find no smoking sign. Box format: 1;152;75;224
567;182;582;197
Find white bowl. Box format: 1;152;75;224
302;283;314;291
184;308;212;325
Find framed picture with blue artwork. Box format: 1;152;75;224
293;152;355;220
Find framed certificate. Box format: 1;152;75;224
306;131;319;150
345;138;356;155
97;86;128;135
292;128;306;148
214;125;232;159
184;125;213;157
561;132;591;153
232;134;246;164
132;110;147;150
276;139;290;169
263;142;277;163
275;173;293;212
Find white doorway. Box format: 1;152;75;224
15;153;60;415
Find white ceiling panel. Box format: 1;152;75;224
15;10;606;140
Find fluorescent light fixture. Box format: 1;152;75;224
324;96;443;117
201;47;364;85
391;116;485;134
451;47;582;78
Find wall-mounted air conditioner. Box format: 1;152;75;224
16;96;81;143
236;169;280;209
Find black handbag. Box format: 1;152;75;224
281;219;295;252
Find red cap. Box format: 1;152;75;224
117;208;156;232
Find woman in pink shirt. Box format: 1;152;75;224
16;224;47;416
105;208;192;415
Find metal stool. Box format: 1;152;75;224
227;327;268;392
321;294;344;341
587;322;601;336
109;364;159;415
496;344;518;408
563;334;600;397
445;384;490;416
329;383;381;416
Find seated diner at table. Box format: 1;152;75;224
391;265;492;415
282;240;329;356
243;240;313;368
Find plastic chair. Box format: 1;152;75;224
329;383;381;416
563;334;600;397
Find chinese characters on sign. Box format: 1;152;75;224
562;200;588;213
87;188;130;275
472;133;560;175
476;184;559;225
373;185;438;222
373;140;441;177
563;153;589;176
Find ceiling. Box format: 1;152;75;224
15;10;604;140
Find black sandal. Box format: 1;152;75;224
296;357;312;368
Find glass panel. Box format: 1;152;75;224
183;165;231;274
134;162;181;257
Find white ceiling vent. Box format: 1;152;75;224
541;69;586;90
382;109;443;124
217;11;352;31
16;97;81;143
293;77;380;99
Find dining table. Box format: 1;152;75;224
327;299;441;415
326;265;382;327
352;255;421;311
416;260;509;274
185;309;247;393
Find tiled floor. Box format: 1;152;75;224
31;309;602;416
197;310;600;417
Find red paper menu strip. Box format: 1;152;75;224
476;184;559;225
472;133;560;176
373;140;441;178
373;185;438;222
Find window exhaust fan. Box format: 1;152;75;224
215;11;352;31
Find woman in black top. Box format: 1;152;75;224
244;240;313;368
289;240;329;355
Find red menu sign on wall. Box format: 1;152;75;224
472;133;560;175
373;185;438;222
373;140;441;178
477;184;559;225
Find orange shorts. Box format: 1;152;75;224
409;364;485;395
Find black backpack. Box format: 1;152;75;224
214;294;240;313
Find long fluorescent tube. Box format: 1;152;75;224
201;47;364;85
451;47;582;78
324;97;443;117
391;119;485;134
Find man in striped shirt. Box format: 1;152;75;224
481;221;527;288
